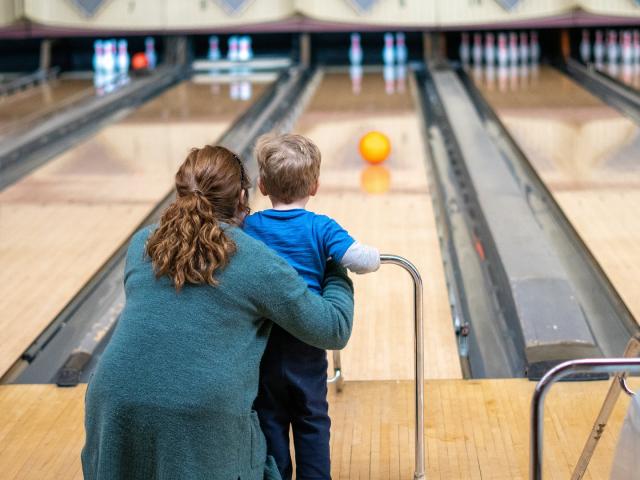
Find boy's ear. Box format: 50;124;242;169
258;178;268;196
310;180;319;197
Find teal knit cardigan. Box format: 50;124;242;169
81;225;354;480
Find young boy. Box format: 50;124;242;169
244;133;379;479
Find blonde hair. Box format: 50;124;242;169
254;133;321;203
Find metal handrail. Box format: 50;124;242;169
531;356;640;479
326;254;425;479
570;335;640;479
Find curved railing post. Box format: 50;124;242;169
531;357;640;479
380;254;425;480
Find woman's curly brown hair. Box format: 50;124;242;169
146;145;251;291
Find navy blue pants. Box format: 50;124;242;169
254;325;331;480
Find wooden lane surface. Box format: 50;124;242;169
252;71;461;380
0;79;92;133
1;378;636;479
473;65;640;326
0;81;268;378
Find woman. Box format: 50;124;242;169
81;145;354;479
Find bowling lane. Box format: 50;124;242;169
595;63;640;91
472;65;640;323
0;80;269;377
252;70;462;380
0;78;93;137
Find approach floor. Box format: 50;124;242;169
1;378;634;479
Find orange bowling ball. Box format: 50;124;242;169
359;131;391;165
360;165;391;194
131;52;149;70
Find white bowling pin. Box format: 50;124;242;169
497;33;509;68
227;36;239;62
208;36;221;61
607;30;619;64
145;37;156;69
508;32;518;66
622;30;633;65
395;32;407;64
117;39;130;74
530;31;540;64
382;33;395;65
349;64;362;94
238;36;250;62
93;40;103;73
349;33;363;65
594;30;605;65
484;33;495;66
459;33;470;65
383;63;395;94
633;30;640;64
102;40;115;75
519;32;529;64
472;33;483;65
580;30;590;63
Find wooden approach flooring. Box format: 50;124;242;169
1;378;636;479
474;66;640;325
0;82;268;378
253;71;462;381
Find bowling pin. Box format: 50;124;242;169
508;32;518;66
117;39;130;75
383;63;395;94
580;29;591;63
247;36;253;60
349;33;363;65
497;32;509;68
594;30;605;66
519;32;529;64
227;36;239;62
472;33;483;65
484;33;495;66
460;33;470;65
634;30;640;64
395;32;407;64
238;36;250;62
349;64;362;94
382;32;395;65
93;40;103;73
607;30;619;64
145;37;156;69
102;40;115;75
622;30;633;65
530;31;540;64
208;36;221;61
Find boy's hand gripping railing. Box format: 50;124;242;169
530;354;640;480
328;254;426;480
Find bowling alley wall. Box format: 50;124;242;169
1;0;640;35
